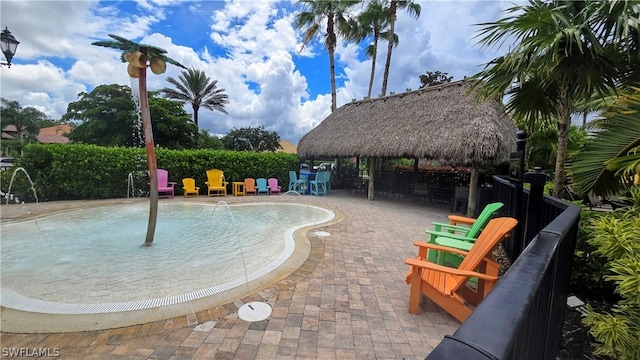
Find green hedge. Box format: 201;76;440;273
6;143;299;201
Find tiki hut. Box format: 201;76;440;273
297;80;517;214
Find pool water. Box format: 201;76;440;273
0;202;333;309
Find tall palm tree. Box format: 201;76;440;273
93;34;185;246
294;0;361;112
471;1;638;196
349;0;397;99
160;68;229;129
380;0;421;97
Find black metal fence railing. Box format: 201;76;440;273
425;174;580;360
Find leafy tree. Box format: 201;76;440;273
148;96;198;150
380;0;421;96
65;85;197;149
64;84;138;146
419;70;453;88
471;1;639;196
295;0;361;112
160;67;229;129
195;129;224;150
348;0;395;99
221;126;282;152
0;98;48;143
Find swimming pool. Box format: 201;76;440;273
0;202;334;314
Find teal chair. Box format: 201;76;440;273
256;178;269;195
426;202;504;266
288;171;306;192
310;171;329;196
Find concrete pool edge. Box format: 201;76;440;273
0;201;345;333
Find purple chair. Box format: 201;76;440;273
268;178;281;195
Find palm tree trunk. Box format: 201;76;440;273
367;32;379;99
381;1;397;97
139;65;159;246
328;13;337;112
192;104;199;129
553;86;571;197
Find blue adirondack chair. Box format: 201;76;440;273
256;178;269;195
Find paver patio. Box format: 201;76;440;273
0;191;459;359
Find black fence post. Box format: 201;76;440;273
523;167;547;248
507;130;527;261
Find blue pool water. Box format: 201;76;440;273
0;202;333;310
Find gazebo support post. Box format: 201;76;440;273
413;158;419;187
368;156;376;200
467;160;479;217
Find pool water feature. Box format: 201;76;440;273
0;202;334;314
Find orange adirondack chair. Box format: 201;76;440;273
404;217;517;322
244;178;257;195
205;169;228;197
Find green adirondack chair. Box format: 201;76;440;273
426;202;504;266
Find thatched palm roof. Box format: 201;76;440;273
298;80;517;166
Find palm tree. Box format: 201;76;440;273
93;34;185;246
0;98;45;143
471;1;638;196
349;0;397;99
160;68;229;129
294;0;361;112
568;89;640;198
380;0;421;97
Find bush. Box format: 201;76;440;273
569;207;617;299
15;143;299;200
582;187;640;360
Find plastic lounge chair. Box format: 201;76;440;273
268;178;281;195
288;171;306;192
244;178;257;195
425;202;504;265
205;169;228;197
405;217;518;322
310;171;329;196
256;178;269;195
153;169;176;198
182;178;199;198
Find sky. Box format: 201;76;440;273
0;0;517;144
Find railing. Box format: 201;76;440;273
426;175;580;360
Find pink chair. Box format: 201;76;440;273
267;178;281;195
154;169;176;198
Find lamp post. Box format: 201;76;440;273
1;27;20;68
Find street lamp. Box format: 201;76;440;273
1;27;20;68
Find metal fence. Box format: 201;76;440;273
426;174;580;360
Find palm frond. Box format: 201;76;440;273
568;89;640;196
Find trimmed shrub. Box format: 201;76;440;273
15;143;299;200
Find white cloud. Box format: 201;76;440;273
0;0;514;143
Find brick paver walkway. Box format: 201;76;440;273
0;191;459;359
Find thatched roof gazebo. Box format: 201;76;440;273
297;80;517;214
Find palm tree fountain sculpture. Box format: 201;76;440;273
92;34;186;246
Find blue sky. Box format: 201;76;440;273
0;0;515;144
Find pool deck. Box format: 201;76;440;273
0;191;459;359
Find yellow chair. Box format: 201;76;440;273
182;178;199;198
205;169;228;197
